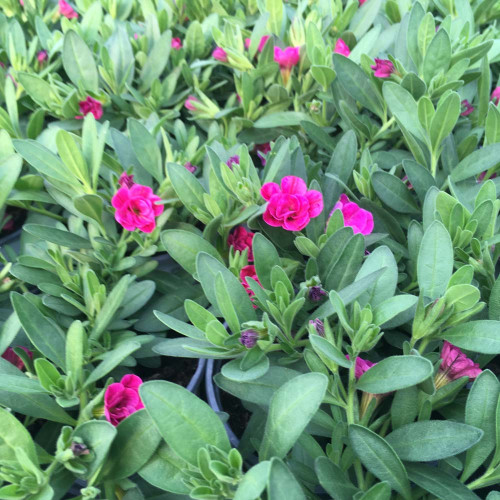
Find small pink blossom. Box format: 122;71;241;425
111;184;164;233
329;194;374;235
371;58;394;78
184;162;197;173
334;39;350;57
2;347;32;370
19;0;24;6
240;264;261;307
104;374;144;426
436;341;481;388
37;50;48;63
274;46;300;69
118;172;134;188
134;33;139;40
346;355;376;379
491;86;500;106
184;95;199;111
76;97;103;120
461;100;474;116
228;226;254;261
212;47;228;62
261;176;323;232
245;35;270;53
359;0;367;4
171;37;182;50
255;143;271;166
59;0;78;19
226;155;239;170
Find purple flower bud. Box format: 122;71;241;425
308;286;327;301
309;319;324;336
240;329;259;348
71;442;89;456
226;155;240;170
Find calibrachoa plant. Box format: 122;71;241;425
0;0;500;499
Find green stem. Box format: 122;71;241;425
430;152;438;178
418;337;430;354
21;205;65;222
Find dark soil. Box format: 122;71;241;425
139;355;198;387
219;387;252;438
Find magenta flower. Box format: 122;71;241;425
184;95;199;111
184;162;197;173
491;86;500;106
334;39;350;57
240;264;261;307
228;226;254;261
212;47;228;62
461;100;474;116
104;374;144;426
308;286;327;302
274;46;300;69
118;172;134;188
240;329;259;348
1;347;32;371
346;355;376;379
371;58;394;78
226;155;240;169
134;33;139;40
76;97;103;120
329;194;374;235
111;184;164;233
255;143;271;165
359;0;367;4
246;35;270;53
37;50;48;63
435;341;481;389
477;171;497;182
261;176;323;232
59;0;78;19
171;37;182;50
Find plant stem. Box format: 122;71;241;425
21;205;65;222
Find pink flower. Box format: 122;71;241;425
346;355;376;379
371;58;394;78
134;33;139;40
226;155;239;169
461;100;474;116
334;39;350;57
329;194;374;235
245;38;251;49
491;86;500;106
171;37;182;50
255;143;271;166
1;347;32;371
111;184;164;233
240;265;261;306
104;374;144;426
245;35;270;53
59;0;78;19
76;97;103;120
37;50;48;63
261;176;323;232
228;226;254;261
19;0;24;6
184;95;199;111
435;341;482;389
184;162;197;173
118;172;134;188
359;0;367;4
212;47;228;62
274;46;300;69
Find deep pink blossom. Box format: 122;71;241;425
240;265;261;306
435;341;481;388
461;100;474;116
184;162;197;173
274;46;300;69
59;0;78;19
212;47;228;62
334;39;350;57
261;176;323;231
255;143;271;165
359;0;367;4
346;355;376;379
184;95;199;111
228;226;254;261
2;347;32;370
104;374;144;426
37;50;48;63
491;86;500;106
371;59;394;78
118;172;134;188
111;184;164;233
171;37;182;50
329;194;374;235
76;97;103;120
245;35;270;53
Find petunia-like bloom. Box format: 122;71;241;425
104;374;144;426
184;95;199;111
118;172;134;188
274;46;300;69
371;58;394;78
228;226;254;261
491;86;500;106
261;176;323;232
184;162;197;173
245;35;270;53
240;329;259;348
171;37;182;50
461;100;474;116
255;143;271;166
212;47;228;62
334;39;350;57
309;318;325;336
226;155;240;170
329;194;374;235
1;346;32;370
434;341;482;389
76;96;103;120
37;50;48;63
346;355;376;379
59;0;78;19
308;286;327;302
111;184;164;233
240;264;261;306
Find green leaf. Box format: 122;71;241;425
0;407;38;464
254;112;312;128
309;335;351;368
0;154;22;210
140;380;230;466
267;458;305;500
386;421;483;461
371;171;419;213
253;233;280;290
23;224;93;249
349;425;411;499
221;356;270;382
128;119;163;183
357;355;433;393
0;312;21;358
441;321;500;353
417;221;453;299
429;92;460;152
373;295;418;326
11;293;66;370
62;30;98;93
450;143;500;182
73;194;103;225
259;373;328;460
423;28;451;84
167;162;207;214
234;461;271;500
161;230;222;275
140;30;172;91
402;160;436;204
315;457;359;500
357;482;391;500
349;0;383;39
104;410;162;480
17;73;60;109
